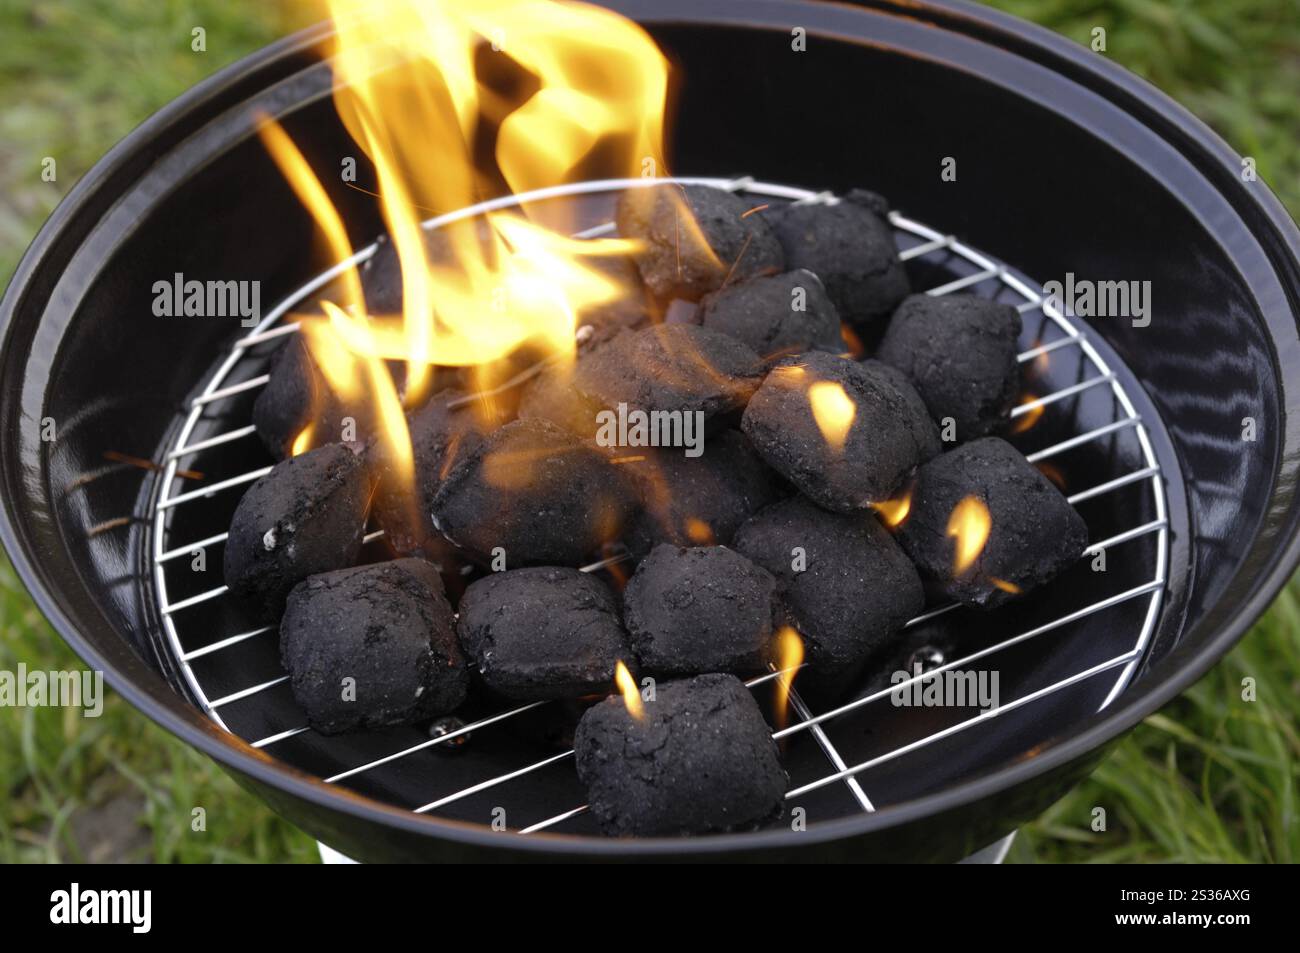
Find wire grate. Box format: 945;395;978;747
149;176;1168;834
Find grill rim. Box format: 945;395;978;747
3;0;1299;859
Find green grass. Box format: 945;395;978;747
1;0;1298;863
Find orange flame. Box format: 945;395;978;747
614;660;643;720
991;577;1022;594
684;517;714;545
772;626;804;732
839;323;866;359
1010;393;1044;434
808;380;856;451
1036;461;1067;489
947;495;991;575
872;489;913;529
260;0;686;473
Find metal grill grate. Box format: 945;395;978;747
149;177;1168;833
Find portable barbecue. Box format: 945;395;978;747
2;0;1299;862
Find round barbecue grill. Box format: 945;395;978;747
2;0;1299;862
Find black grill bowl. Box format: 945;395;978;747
3;0;1299;862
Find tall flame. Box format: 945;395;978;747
614;660;643;720
261;0;682;469
947;495;991;575
808;380;856;451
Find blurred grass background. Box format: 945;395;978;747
1;0;1297;863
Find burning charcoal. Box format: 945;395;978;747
860;358;936;439
223;444;370;621
360;222;487;317
624;544;778;677
574;325;763;420
368;389;508;556
517;365;605;440
252;335;347;459
576;253;652;341
697;269;844;362
616;184;784;301
896;437;1088;608
741;351;940;513
574;672;786;836
280;559;468;734
457;567;630;700
516;337;610;441
624;430;785;555
877;294;1022;440
768;190;908;342
429;417;638;566
733;496;923;687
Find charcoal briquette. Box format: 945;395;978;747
623;544;778;677
877;293;1022;440
223;443;370;621
279;558;468;734
457;567;631;700
573;324;764;420
429;417;638;566
616;184;784;301
768;190;908;342
623;430;785;555
741;351;940;512
697;269;844;362
733;496;924;686
574;672;787;837
367;389;508;556
896;437;1089;608
252;335;345;459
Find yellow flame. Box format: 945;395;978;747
259;0;686;495
291;426;313;457
772;627;804;733
319;0;666;380
808;380;856;451
947;495;991;575
872;490;913;529
1010;393;1044;434
614;660;643;720
991;577;1022;594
